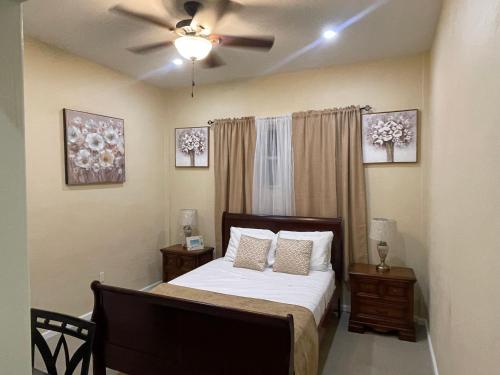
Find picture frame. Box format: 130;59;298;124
63;109;125;185
175;126;209;168
361;109;418;164
186;235;205;251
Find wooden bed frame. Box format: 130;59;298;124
91;212;343;375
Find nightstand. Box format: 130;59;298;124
348;263;417;342
160;244;214;282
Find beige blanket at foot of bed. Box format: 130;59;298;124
151;283;318;375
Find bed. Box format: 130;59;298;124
169;257;335;326
91;212;343;375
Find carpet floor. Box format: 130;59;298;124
319;313;434;375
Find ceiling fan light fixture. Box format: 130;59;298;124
174;36;212;61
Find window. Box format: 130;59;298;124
252;116;295;215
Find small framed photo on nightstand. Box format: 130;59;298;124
186;236;204;251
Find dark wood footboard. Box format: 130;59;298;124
91;281;294;375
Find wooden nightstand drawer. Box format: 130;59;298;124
355;298;408;324
161;245;214;282
179;255;196;269
166;255;177;266
353;278;381;298
383;282;410;302
166;255;195;271
199;252;213;266
166;257;195;275
353;278;410;302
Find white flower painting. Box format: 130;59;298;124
362;109;418;163
175;127;209;168
64;109;125;185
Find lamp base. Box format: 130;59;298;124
376;262;391;272
182;225;193;247
376;242;390;272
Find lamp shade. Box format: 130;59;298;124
369;218;397;242
174;36;212;61
179;209;197;226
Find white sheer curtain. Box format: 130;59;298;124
252;115;295;215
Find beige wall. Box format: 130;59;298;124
22;39;434;323
426;0;500;374
24;38;170;316
0;2;31;374
165;54;429;314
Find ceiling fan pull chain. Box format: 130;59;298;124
191;60;195;98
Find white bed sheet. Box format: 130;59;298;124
169;258;336;325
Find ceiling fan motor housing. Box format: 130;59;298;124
175;1;205;36
184;1;202;18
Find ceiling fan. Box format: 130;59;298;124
110;0;276;69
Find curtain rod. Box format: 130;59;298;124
206;105;372;125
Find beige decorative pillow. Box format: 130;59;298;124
233;235;272;271
273;238;313;276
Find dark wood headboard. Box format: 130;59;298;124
222;212;343;283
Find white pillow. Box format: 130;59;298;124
277;230;334;271
225;227;278;265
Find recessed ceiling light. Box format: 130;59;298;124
323;30;338;40
173;58;184;66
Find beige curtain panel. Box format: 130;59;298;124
292;106;368;277
213;117;256;256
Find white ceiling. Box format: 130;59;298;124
23;0;442;88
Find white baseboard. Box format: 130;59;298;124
423;318;440;375
42;280;163;340
412;316;439;375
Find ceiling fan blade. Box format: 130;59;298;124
193;0;236;31
202;51;226;69
213;0;232;23
214;35;275;51
110;5;175;30
127;41;174;54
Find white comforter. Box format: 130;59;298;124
170;258;335;325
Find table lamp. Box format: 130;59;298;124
179;209;197;247
369;218;397;272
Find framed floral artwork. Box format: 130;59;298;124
175;127;209;168
63;109;125;185
362;109;418;164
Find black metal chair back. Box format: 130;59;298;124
31;308;95;375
